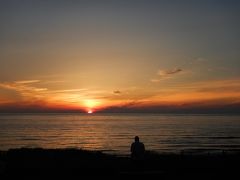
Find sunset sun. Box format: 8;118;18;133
84;99;101;113
87;110;93;114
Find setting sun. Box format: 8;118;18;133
87;110;93;114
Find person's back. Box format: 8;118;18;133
131;136;145;160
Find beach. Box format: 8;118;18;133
0;148;239;179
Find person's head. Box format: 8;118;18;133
134;136;139;142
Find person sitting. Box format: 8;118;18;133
130;136;145;160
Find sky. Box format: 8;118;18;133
0;0;240;113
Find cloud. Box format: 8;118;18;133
41;80;65;84
113;90;121;94
147;78;240;105
53;89;87;93
0;81;47;92
150;79;160;83
158;68;182;76
0;80;48;101
15;80;40;84
150;68;183;83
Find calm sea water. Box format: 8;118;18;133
0;113;240;154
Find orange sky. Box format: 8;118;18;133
0;77;239;113
0;1;240;113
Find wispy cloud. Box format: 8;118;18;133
52;89;87;93
0;80;48;101
0;81;47;91
41;80;65;84
158;68;182;76
150;79;161;83
147;78;240;104
113;90;121;94
0;80;101;107
151;68;183;83
15;80;41;84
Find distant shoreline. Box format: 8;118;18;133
0;112;240;116
1;147;240;156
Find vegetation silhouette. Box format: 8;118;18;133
0;148;240;178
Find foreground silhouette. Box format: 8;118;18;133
131;136;145;160
0;148;240;179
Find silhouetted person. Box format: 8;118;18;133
131;136;145;160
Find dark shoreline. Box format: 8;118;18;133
1;112;240;116
0;148;239;179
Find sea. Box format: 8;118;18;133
0;113;240;155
